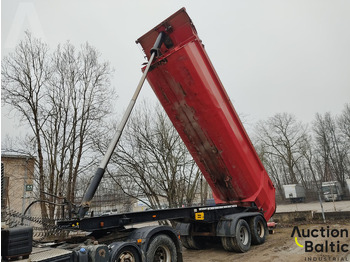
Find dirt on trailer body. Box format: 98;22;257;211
182;222;350;262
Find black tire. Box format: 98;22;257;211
221;219;251;253
146;234;177;262
221;236;235;252
249;216;267;245
181;235;206;250
249;215;267;245
110;245;141;262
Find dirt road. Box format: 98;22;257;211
182;222;350;262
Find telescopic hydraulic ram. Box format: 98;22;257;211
76;32;166;219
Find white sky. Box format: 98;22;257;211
2;0;350;142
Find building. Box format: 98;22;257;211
1;152;36;218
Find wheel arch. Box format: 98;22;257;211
216;212;264;237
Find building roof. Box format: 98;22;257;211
1;150;35;160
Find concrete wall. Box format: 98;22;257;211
1;154;35;216
272;210;350;223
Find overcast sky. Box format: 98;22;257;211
2;0;350;143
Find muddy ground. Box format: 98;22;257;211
182;222;350;262
181;200;350;262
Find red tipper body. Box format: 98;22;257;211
136;8;276;221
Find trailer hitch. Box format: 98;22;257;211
75;32;168;219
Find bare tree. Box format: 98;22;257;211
49;42;113;212
2;32;52;218
254;113;309;190
338;104;350;141
99;102;202;211
253;141;284;199
2;32;113;219
298;134;320;188
338;104;350;179
313;111;348;187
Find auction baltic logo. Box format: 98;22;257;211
291;225;349;261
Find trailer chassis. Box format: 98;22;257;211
54;204;267;258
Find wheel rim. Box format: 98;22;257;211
257;220;265;238
153;245;171;262
118;251;136;262
239;226;249;245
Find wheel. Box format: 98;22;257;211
181;235;206;250
249;215;267;245
221;219;251;253
109;243;141;262
146;234;177;262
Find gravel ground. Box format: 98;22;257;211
182;201;350;262
182;222;350;262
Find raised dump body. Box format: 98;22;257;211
137;8;276;221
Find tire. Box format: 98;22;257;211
181;235;206;250
110;245;141;262
221;219;251;253
146;234;177;262
249;215;267;245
